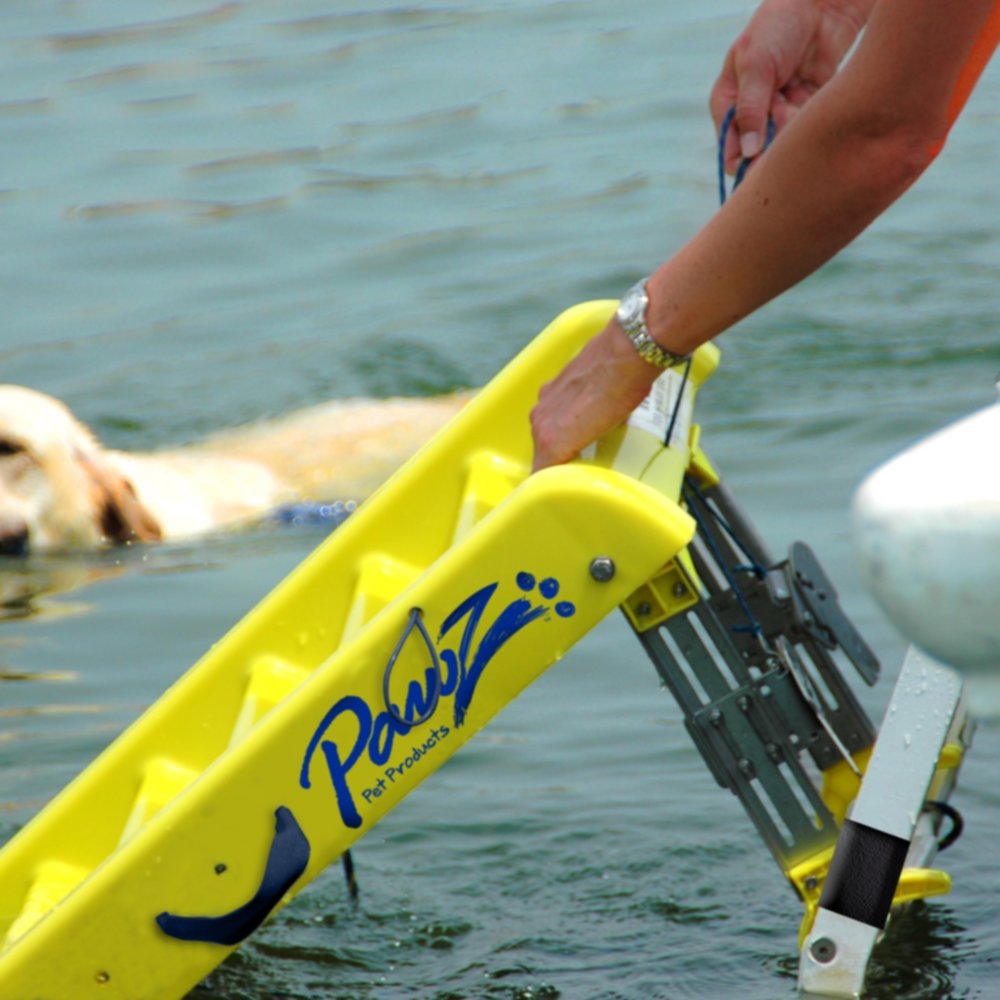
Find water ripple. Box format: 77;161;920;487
45;3;239;51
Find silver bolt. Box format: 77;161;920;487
804;876;819;892
589;556;616;582
809;937;837;964
636;601;652;617
672;582;687;598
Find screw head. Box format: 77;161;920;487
809;937;837;964
589;556;616;582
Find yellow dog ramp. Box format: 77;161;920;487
0;302;718;999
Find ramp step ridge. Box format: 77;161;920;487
229;656;313;748
3;859;89;948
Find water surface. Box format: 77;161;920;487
2;3;999;997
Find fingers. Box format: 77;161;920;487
711;40;778;174
529;324;661;473
731;47;778;162
529;392;580;472
709;50;743;174
710;0;823;174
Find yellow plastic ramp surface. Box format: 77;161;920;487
0;302;718;999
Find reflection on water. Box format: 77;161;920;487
771;904;973;1000
0;557;110;623
46;3;241;52
865;902;974;1000
0;669;77;683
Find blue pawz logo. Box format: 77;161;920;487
300;570;577;829
441;571;577;727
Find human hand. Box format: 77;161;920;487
710;0;872;173
530;320;661;471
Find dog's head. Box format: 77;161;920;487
0;385;162;555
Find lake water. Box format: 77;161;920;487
1;2;999;998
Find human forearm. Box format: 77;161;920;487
531;0;999;470
649;94;930;353
532;91;936;470
652;0;996;354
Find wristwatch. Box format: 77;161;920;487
616;279;689;369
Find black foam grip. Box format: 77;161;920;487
819;818;910;929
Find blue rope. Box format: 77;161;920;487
663;357;693;448
682;477;764;638
684;477;768;581
717;106;776;205
703;107;779;634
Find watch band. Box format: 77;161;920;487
617;279;690;370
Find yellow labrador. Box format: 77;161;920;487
0;385;470;555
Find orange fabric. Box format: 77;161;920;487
946;1;1000;127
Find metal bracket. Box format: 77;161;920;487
629;476;971;997
631;478;878;875
787;541;879;685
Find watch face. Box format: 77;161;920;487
617;282;647;329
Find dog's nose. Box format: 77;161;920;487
0;516;29;558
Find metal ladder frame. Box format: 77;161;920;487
623;475;970;996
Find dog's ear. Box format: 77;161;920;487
78;453;162;545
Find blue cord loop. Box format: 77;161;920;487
684;476;768;580
717;106;776;204
663;357;693;448
682;476;766;638
700;109;778;635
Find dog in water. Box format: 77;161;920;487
0;385;470;555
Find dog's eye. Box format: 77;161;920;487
0;440;25;457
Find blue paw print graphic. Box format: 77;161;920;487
447;570;578;727
515;571;576;619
